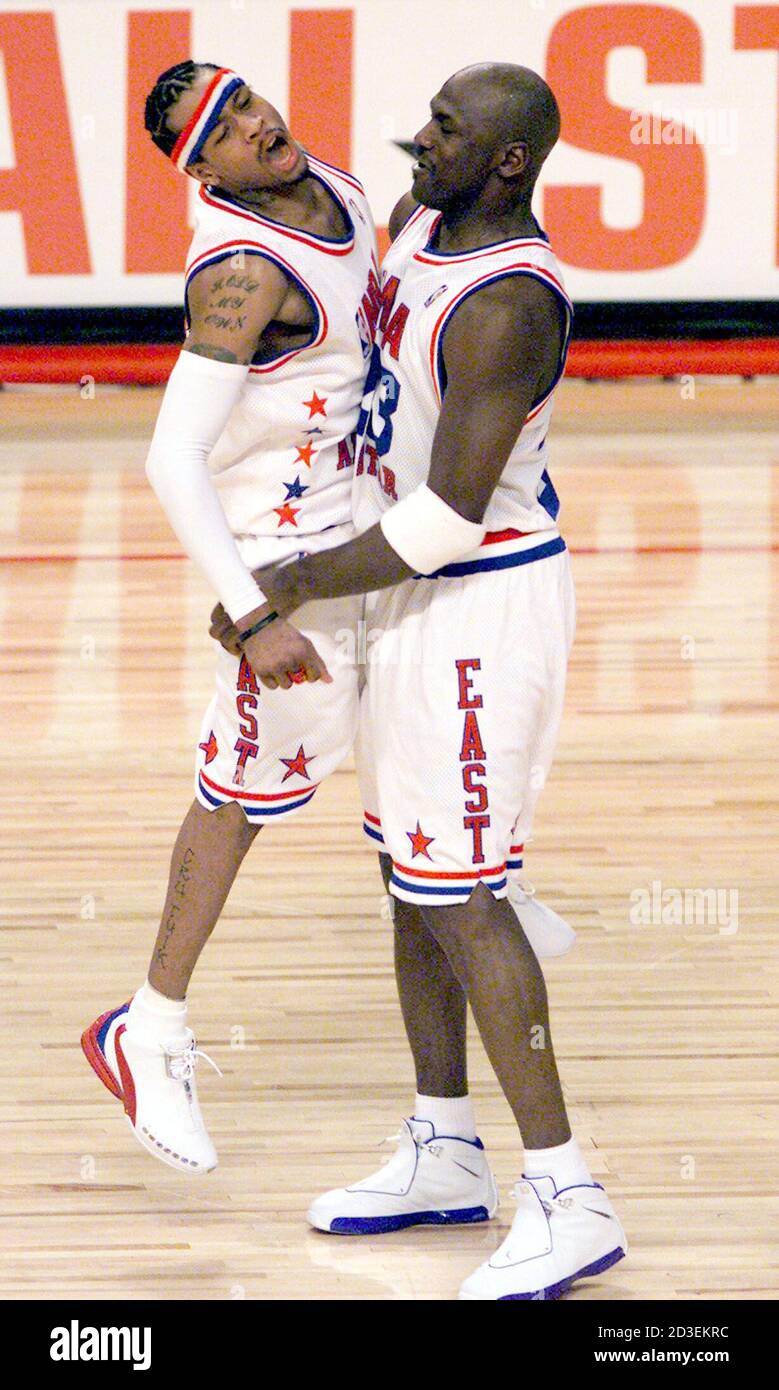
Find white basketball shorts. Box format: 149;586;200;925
356;534;575;904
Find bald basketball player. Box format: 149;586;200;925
213;63;627;1300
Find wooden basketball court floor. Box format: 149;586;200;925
0;377;777;1302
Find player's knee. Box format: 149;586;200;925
212;798;261;850
427;883;504;948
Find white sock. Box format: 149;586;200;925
413;1092;477;1142
127;981;188;1045
522;1136;594;1193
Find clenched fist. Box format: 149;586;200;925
209;602;331;691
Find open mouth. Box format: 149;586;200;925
263;130;299;171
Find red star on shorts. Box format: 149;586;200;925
294;441;316;468
406;821;434;859
303;391;328;419
198;730;218;765
280;745;315;782
274;502;300;528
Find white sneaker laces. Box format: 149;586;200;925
380;1125;443;1158
513;1180;574;1215
164;1034;223;1083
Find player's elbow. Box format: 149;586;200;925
430;485;488;526
144;443;173;499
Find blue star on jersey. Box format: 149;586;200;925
283;476;309;500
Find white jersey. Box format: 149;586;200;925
352;204;572;575
185;155;379;543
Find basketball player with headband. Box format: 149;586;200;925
81;62;379;1173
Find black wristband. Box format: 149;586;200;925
238;609;279;642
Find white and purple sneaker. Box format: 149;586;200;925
459;1174;627;1299
81;1001;219;1175
308;1118;498;1235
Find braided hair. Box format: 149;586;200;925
144;60;219;157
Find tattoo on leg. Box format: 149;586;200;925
155;848;195;969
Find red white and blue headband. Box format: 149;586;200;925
170;68;246;172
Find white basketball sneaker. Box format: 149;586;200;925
508;883;576;959
81;1001;220;1174
459;1175;627;1299
308;1118;498;1234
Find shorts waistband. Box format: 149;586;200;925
420;533;566;580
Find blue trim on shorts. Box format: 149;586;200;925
197;775;316;817
391;874;508;898
197;780;224;809
424;535;566;580
241;791;316;817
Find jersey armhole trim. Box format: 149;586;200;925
184;241;327;373
429;265;573;407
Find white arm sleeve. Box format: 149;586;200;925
145;350;267;624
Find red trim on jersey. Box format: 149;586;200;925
306;153;365;195
525;389;556;424
200;770;322;802
428;262;572;405
415;214;556;265
199;184;355;256
391;203;435;249
482;528;530;546
393;860;506;880
363;811;382;826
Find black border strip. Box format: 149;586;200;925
0;301;776;345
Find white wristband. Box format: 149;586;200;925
380;484;486;575
145;350;267;623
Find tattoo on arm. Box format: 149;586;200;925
204;313;248;332
202;273;260;333
186;261;287;363
185;342;240;364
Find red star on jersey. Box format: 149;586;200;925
303;391;328;419
274;502;300;528
280;744;315;782
198;730;218;765
406;821;434;859
294;441;316;468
